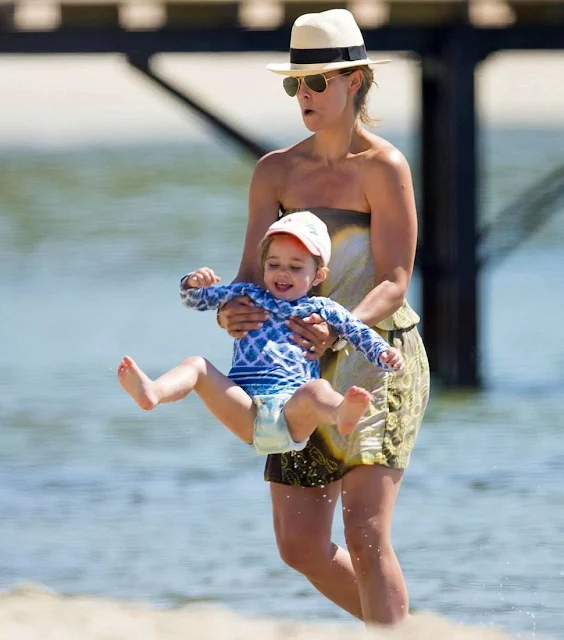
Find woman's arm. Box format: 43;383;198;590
288;146;417;356
233;151;283;285
218;152;282;337
352;147;418;327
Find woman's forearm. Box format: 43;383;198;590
351;279;406;328
232;268;263;287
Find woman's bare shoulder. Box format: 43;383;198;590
361;133;409;170
258;139;312;167
252;139;313;183
355;134;412;193
359;133;416;217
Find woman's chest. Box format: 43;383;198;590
282;162;367;210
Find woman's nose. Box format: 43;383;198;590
297;79;311;98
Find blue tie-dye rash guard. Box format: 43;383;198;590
180;282;394;397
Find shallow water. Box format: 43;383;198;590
1;130;563;639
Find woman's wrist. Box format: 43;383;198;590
352;285;406;327
331;336;347;352
216;307;225;329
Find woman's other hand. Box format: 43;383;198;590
218;296;270;339
286;314;338;360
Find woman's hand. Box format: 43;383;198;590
286;314;338;360
218;296;270;339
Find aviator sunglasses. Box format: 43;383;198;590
283;70;354;97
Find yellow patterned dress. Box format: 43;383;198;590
264;207;430;487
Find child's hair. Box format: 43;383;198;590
258;235;324;271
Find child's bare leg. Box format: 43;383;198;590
117;355;256;444
284;380;371;440
117;355;200;410
337;386;372;435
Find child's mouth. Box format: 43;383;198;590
275;282;292;292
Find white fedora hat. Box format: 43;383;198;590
267;9;390;77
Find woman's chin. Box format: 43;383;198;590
301;112;323;132
301;113;342;133
303;120;322;133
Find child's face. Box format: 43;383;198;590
263;235;326;301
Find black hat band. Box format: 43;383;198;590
289;44;367;65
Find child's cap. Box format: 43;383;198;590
264;211;331;266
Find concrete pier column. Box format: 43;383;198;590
420;27;482;387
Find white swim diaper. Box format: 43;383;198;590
252;392;309;455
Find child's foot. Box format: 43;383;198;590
117;356;159;411
337;386;371;435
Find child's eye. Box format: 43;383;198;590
290;266;303;271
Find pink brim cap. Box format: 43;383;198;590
263;211;332;265
265;228;321;256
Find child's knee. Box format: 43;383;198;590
180;355;206;371
291;379;331;408
302;378;332;397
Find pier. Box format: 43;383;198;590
1;0;563;387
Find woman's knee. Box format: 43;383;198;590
344;516;391;560
271;483;340;574
276;527;331;572
341;465;402;560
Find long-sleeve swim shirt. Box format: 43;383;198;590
180;282;394;396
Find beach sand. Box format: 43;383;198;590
0;51;563;147
0;583;521;640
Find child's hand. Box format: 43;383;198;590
186;268;221;288
380;347;405;371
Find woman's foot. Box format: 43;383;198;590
117;356;160;410
337;386;371;435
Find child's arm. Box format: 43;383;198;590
182;267;221;289
317;299;404;371
180;268;250;311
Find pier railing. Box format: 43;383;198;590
1;0;564;32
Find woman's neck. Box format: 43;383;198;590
311;118;364;164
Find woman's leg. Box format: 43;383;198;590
270;481;363;619
283;379;371;439
117;355;256;444
341;464;407;625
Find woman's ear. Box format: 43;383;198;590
313;266;330;286
348;69;363;95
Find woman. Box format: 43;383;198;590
218;8;430;626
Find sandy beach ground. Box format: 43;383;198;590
1;583;522;640
0;51;563;147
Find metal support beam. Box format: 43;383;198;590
127;55;270;159
0;26;431;55
2;26;562;57
420;27;482;387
